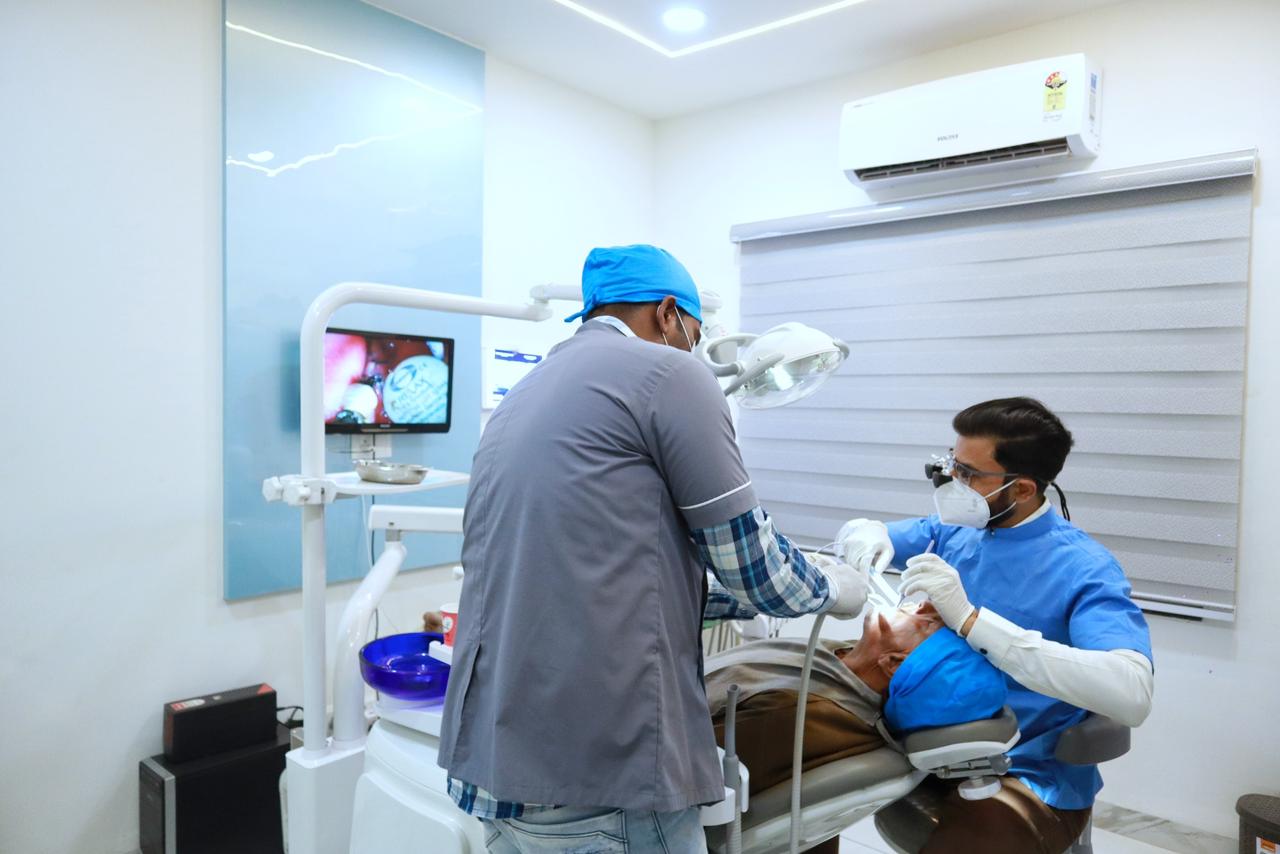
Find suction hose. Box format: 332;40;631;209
788;541;930;854
724;684;743;854
788;612;826;854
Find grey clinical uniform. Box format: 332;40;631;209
438;319;760;812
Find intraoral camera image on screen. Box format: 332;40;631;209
324;328;454;433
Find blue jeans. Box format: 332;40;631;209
481;805;708;854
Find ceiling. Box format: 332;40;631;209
366;0;1125;118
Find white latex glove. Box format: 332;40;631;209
899;553;976;631
836;519;894;574
807;552;870;619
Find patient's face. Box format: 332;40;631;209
858;601;943;656
837;601;945;695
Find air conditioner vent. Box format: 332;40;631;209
854;138;1071;182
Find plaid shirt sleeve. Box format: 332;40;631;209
704;572;759;621
694;505;832;620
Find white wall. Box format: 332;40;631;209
655;0;1280;837
0;4;652;853
481;59;654;401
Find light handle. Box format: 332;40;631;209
721;350;786;397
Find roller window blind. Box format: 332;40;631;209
731;154;1255;621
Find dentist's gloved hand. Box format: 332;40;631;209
807;553;869;619
836;518;894;573
900;553;977;632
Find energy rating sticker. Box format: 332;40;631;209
1259;836;1278;854
1044;70;1068;111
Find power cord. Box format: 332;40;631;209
277;705;304;729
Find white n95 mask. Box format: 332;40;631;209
933;478;1017;528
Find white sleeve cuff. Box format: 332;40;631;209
964;608;1022;665
962;608;1155;727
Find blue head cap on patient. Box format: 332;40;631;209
564;244;702;323
883;627;1007;736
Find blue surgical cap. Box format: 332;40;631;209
564;244;702;323
882;628;1007;737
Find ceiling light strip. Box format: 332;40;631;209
548;0;677;57
670;0;874;57
549;0;875;59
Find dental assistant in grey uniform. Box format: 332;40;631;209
438;244;868;854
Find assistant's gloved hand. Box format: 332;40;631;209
807;553;869;619
900;553;977;631
836;518;894;573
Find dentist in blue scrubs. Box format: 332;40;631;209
838;397;1154;853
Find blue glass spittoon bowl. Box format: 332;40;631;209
360;632;450;703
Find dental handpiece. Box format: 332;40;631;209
897;539;936;608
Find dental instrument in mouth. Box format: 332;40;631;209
897;539;935;608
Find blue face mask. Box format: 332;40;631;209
882;628;1007;736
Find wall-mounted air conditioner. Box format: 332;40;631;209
840;54;1102;190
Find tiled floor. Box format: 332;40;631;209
1091;803;1237;854
837;815;1195;853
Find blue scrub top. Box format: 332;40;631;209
887;508;1152;810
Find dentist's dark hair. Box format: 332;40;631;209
953;397;1074;501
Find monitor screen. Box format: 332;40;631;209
324;328;454;434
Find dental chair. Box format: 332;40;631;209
706;707;1021;854
873;714;1132;854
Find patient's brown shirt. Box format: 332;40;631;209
705;638;885;795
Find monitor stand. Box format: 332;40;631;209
349;434;393;460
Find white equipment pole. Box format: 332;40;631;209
296;282;553;755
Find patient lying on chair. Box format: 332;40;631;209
707;602;949;789
705;602;1082;853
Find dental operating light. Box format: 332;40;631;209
697;322;849;409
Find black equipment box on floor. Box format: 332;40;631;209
163;682;278;762
140;723;289;854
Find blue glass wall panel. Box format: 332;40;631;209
224;0;483;599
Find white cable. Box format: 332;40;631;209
788;541;924;852
789;612;826;854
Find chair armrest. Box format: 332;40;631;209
1054;715;1131;765
901;706;1020;771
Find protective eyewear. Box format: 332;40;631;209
924;450;1019;488
924;450;1074;522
